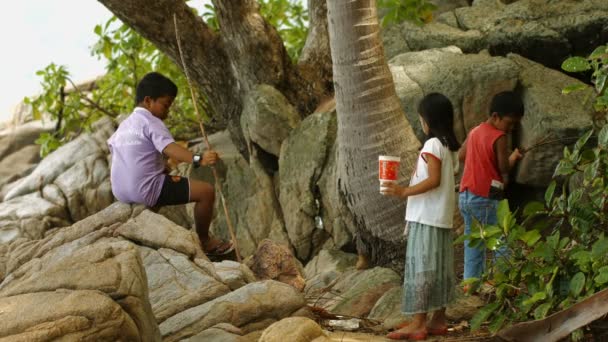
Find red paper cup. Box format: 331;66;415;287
379;155;400;193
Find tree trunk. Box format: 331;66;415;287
327;0;420;268
97;0;332;157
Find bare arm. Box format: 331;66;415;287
383;155;442;199
162;142;218;166
458;139;467;162
494;135;524;187
495;135;511;185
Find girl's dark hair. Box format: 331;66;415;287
417;93;461;151
135;72;178;104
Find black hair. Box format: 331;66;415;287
490;91;524;118
135;72;178;105
417;93;461;152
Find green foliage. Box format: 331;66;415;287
561;45;608;120
91;17;203;139
202;0;309;61
24;63;104;156
28;1;310;157
378;0;437;27
460;126;608;333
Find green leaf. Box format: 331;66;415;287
592;238;608;258
574;129;593;153
596;73;607;94
598;125;608;149
547;232;560;250
470;302;500;331
594;267;608;285
497;199;512;232
554;160;575;176
520;229;542;247
484;225;503;238
561;56;591;72
453;233;468;245
534;303;552;320
545;181;556;205
562;83;587;95
523;201;545;217
488;314;508;333
523;291;547;307
569;272;585;297
589;45;608;59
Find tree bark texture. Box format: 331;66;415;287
97;0;333;157
327;0;420;267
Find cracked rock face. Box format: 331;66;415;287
0;204;306;341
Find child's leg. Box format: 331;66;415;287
188;179;229;252
428;307;447;329
460;191;486;279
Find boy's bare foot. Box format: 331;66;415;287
386;320;427;340
355;254;369;270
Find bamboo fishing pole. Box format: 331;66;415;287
173;14;241;262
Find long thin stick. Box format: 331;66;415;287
173;14;241;262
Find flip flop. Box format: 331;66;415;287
204;240;234;256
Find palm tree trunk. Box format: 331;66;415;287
327;0;420;268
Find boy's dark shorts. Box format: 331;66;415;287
154;175;190;206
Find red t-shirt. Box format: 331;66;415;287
459;122;505;197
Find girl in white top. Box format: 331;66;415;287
383;93;460;341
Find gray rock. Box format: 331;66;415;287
390;46;519;142
382;0;608;68
214;260;257;291
3;117;113;201
508;54;594;186
303;249;358;279
259;317;329;342
241;85;301;157
0;144;40;192
139;246;230;323
279;111;336;260
0;120;53;160
159;280;306;341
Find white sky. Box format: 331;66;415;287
0;0;210;124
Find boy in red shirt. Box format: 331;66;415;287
459;91;524;280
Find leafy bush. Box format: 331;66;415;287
27;1;309;157
378;0;437;26
562;45;608;126
458;126;608;334
202;0;308;61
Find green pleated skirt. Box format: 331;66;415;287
402;221;455;314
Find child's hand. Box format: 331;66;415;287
201;150;219;166
508;148;523;167
381;182;407;198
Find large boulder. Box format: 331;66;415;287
278;110;342;260
241;84;302;157
383;0;608;68
159;280;307;341
0;120;53;161
389;46;594;187
390;46;519;142
190;131;291;259
508;54;595;186
0;117;115;244
0;144;40;193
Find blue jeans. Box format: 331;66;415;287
459;191;508;280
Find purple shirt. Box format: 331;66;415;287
107;107;175;206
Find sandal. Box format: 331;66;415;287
204;239;234;256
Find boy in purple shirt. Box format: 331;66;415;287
108;72;232;255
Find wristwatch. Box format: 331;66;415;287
192;154;201;168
